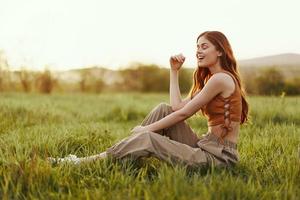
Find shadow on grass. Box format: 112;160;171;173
106;156;250;181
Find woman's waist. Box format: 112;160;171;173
207;122;240;144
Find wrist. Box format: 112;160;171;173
144;124;153;132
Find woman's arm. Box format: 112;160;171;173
171;92;201;111
144;73;226;133
169;69;183;109
171;95;190;111
169;54;186;110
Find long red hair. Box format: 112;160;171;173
188;31;249;124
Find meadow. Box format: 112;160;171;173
0;92;299;199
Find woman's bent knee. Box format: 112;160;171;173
157;102;173;113
135;131;152;138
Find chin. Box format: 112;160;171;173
197;63;209;68
198;60;215;68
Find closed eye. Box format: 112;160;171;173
197;43;208;49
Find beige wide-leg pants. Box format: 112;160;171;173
106;103;239;168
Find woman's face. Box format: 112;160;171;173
196;36;222;68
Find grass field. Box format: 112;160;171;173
0;92;299;199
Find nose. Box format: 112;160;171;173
196;47;204;54
196;51;204;57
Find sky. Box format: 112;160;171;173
0;0;299;71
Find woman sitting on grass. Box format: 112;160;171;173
48;30;249;168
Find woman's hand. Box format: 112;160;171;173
130;125;147;134
169;53;185;71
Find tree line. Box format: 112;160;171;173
0;52;299;95
1;65;299;96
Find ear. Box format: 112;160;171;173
217;51;222;57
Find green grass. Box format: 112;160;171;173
0;92;299;200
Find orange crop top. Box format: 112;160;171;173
202;71;242;138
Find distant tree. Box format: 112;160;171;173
35;69;56;94
179;68;193;94
284;77;300;95
79;69;106;93
240;69;259;95
139;65;168;92
118;64;169;92
0;50;10;91
18;68;33;92
79;70;89;92
116;64;194;93
94;78;105;93
255;67;285;95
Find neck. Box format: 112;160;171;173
208;59;224;74
208;61;224;74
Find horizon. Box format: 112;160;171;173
4;52;300;73
1;0;300;71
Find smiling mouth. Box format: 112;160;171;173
197;54;205;61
